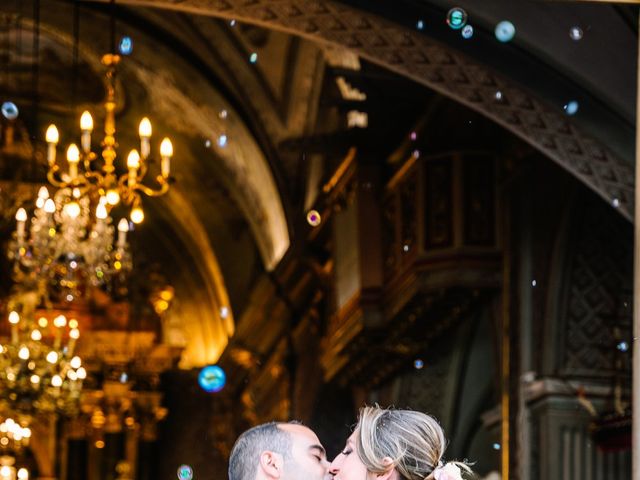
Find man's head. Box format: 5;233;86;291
229;422;330;480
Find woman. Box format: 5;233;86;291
329;406;470;480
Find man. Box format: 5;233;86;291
228;422;331;480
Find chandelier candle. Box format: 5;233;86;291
8;312;19;344
80;111;93;153
14;208;26;241
45;125;58;165
139;117;152;159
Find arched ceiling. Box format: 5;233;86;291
0;0;635;367
86;0;635;219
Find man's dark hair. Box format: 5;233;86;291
228;422;293;480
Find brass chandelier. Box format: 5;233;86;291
44;53;173;225
7;53;174;294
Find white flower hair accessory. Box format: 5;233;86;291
433;463;463;480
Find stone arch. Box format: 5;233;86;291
100;0;634;220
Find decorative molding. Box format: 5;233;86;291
94;0;634;220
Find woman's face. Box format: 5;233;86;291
329;432;370;480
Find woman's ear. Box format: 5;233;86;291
258;451;284;479
372;458;398;480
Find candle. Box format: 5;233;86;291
15;208;27;241
127;150;140;187
139;118;152;159
80;111;93;153
67;144;80;179
8;311;19;344
46;124;59;165
117;218;129;247
160;138;173;178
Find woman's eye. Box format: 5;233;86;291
341;448;352;456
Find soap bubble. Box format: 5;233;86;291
446;8;467;30
563;101;579;116
1;102;18;120
119;36;133;55
461;25;474;39
198;365;226;393
569;26;583;41
177;465;193;480
306;210;321;227
495;21;516;43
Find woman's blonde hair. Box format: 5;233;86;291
354;406;469;480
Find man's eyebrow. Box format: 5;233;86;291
309;444;327;456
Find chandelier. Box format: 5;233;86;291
0;418;31;453
8;185;132;297
44;53;173;225
7;53;173;294
0;310;86;417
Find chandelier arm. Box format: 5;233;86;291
82;151;98;173
46;168;68;188
132;178;169;197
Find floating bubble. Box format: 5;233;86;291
120;372;128;383
446;8;467;30
119;36;133;55
204;139;211;148
177;465;193;480
413;149;420;158
461;25;474;39
531;280;537;287
569;26;583;41
495;91;503;101
492;443;501;450
220;306;229;318
1;102;18;120
612;198;620;208
410;131;417;141
403;244;410;252
414;359;424;369
217;134;228;147
249;52;258;64
416;19;425;30
230;19;236;27
495;21;516;43
219;109;228;119
306;209;321;227
563;101;579;116
198;365;226;393
617;341;629;352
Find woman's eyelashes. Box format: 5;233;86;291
341;448;352;456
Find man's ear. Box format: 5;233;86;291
258;451;285;479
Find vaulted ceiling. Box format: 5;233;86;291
0;0;635;368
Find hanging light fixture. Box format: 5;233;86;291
7;185;132;295
0;310;85;417
44;53;173;224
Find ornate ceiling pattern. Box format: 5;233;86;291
103;0;634;220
